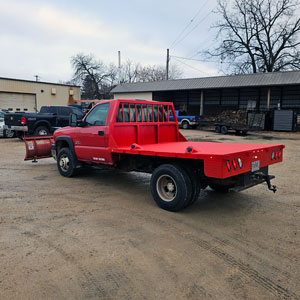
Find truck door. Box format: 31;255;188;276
74;103;111;163
57;107;71;128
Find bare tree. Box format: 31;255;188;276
119;60;140;83
208;0;300;73
71;54;182;98
71;54;115;98
136;64;182;82
118;60;182;83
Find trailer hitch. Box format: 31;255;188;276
264;175;277;193
253;173;277;193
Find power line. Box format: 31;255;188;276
172;56;211;76
170;0;210;48
186;36;217;58
171;55;230;64
172;7;215;49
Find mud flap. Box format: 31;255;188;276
24;136;54;162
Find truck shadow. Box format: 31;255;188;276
77;167;261;216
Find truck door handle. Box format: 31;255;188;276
98;131;104;136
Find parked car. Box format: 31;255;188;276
4;106;84;138
170;110;201;129
0;111;15;138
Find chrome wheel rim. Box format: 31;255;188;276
39;129;48;135
156;175;177;202
6;130;14;138
59;154;70;172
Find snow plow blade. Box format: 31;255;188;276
24;136;54;162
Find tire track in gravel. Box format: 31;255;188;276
123;210;299;300
22;230;147;300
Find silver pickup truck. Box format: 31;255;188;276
0;112;15;138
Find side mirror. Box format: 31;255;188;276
69;113;77;127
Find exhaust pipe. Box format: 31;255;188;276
24;135;54;162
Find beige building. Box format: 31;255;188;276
0;77;81;112
113;92;153;101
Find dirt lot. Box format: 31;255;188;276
0;130;299;300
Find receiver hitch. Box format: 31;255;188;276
253;173;277;193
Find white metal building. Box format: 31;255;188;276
0;77;81;112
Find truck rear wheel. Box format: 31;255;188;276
182;121;189;129
215;125;221;133
57;147;77;177
150;164;192;211
221;126;228;134
34;126;49;136
184;168;202;207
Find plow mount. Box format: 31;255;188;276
24;135;54;162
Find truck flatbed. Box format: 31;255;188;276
114;141;283;178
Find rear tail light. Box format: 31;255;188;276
226;160;231;172
275;151;279;160
21;117;27;125
278;149;282;159
232;159;237;169
192;117;196;121
237;157;243;168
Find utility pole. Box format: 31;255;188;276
166;48;169;80
118;51;121;84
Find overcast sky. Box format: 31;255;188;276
0;0;222;83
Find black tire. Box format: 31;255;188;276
57;147;78;177
241;130;247;136
215;125;221;133
150;164;192;212
34;126;49;136
221;125;228;134
209;183;233;193
184;168;201;207
3;129;15;138
182;121;189;129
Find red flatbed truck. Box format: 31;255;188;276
24;99;284;211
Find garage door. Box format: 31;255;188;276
0;92;36;112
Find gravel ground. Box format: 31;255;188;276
0;130;299;300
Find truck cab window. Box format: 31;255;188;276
72;108;84;119
85;103;110;126
40;107;57;114
58;107;71;116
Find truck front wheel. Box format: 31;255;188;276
57;147;77;177
150;164;192;211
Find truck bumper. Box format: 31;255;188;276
229;174;275;192
4;125;28;132
229;167;276;193
190;121;198;125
